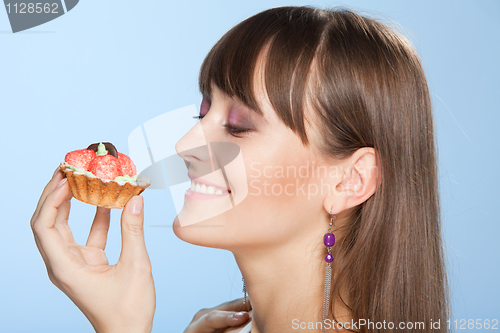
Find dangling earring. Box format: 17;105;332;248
242;276;248;310
322;208;335;333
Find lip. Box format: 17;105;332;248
186;173;231;200
188;173;231;193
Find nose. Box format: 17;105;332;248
175;121;211;163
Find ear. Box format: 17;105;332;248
323;147;379;215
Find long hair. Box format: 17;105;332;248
199;6;448;332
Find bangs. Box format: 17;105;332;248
199;6;326;144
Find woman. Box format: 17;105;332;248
31;6;449;333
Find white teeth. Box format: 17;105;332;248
190;181;226;195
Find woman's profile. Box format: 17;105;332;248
31;6;449;333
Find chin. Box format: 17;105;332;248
171;214;231;250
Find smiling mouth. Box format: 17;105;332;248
189;180;231;195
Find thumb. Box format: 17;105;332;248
118;196;149;266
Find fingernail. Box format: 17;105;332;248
53;167;60;178
129;196;143;215
232;311;247;319
56;178;67;189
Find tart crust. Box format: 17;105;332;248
60;162;151;209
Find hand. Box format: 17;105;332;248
184;298;252;333
31;169;156;333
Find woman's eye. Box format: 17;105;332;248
223;124;252;138
192;96;253;138
193;97;211;120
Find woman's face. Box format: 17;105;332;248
172;78;334;251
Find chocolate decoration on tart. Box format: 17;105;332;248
87;142;118;158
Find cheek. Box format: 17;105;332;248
225;151;322;246
243;141;322;212
247;161;320;202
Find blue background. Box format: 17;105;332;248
1;0;498;331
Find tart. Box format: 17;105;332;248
60;142;150;209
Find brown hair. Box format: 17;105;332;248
200;6;448;332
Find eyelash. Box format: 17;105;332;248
223;124;252;137
192;115;252;138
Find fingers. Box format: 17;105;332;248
31;167;64;228
186;310;250;333
32;178;72;266
53;190;76;244
185;298;252;333
117;196;150;268
86;207;111;250
213;297;252;312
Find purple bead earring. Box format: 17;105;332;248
322;208;335;333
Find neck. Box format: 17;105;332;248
233;230;327;333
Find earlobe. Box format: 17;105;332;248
322;171;351;215
323;196;345;215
